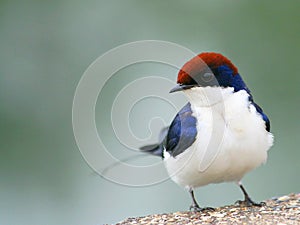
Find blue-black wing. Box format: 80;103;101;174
247;92;270;132
252;102;271;132
140;103;197;158
165;103;197;157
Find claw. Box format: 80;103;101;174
190;204;215;212
235;199;266;207
237;182;266;207
188;189;214;212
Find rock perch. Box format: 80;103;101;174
115;193;300;224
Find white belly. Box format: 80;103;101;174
164;88;273;189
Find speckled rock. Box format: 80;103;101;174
115;193;300;225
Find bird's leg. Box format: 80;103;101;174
189;188;201;211
236;182;265;207
188;188;214;212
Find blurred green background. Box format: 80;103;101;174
1;1;299;224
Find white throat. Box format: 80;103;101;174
183;86;235;107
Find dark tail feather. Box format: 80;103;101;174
140;143;163;158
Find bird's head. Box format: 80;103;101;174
170;52;249;94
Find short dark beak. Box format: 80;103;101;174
169;84;197;93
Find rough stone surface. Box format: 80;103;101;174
115;193;300;225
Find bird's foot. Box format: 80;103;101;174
236;183;266;207
235;198;266;207
190;204;214;212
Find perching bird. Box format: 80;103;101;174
140;52;274;211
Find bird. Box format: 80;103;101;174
140;52;274;211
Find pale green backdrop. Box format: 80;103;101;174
1;1;299;224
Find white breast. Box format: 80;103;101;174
164;87;273;189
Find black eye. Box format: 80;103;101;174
202;72;214;82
